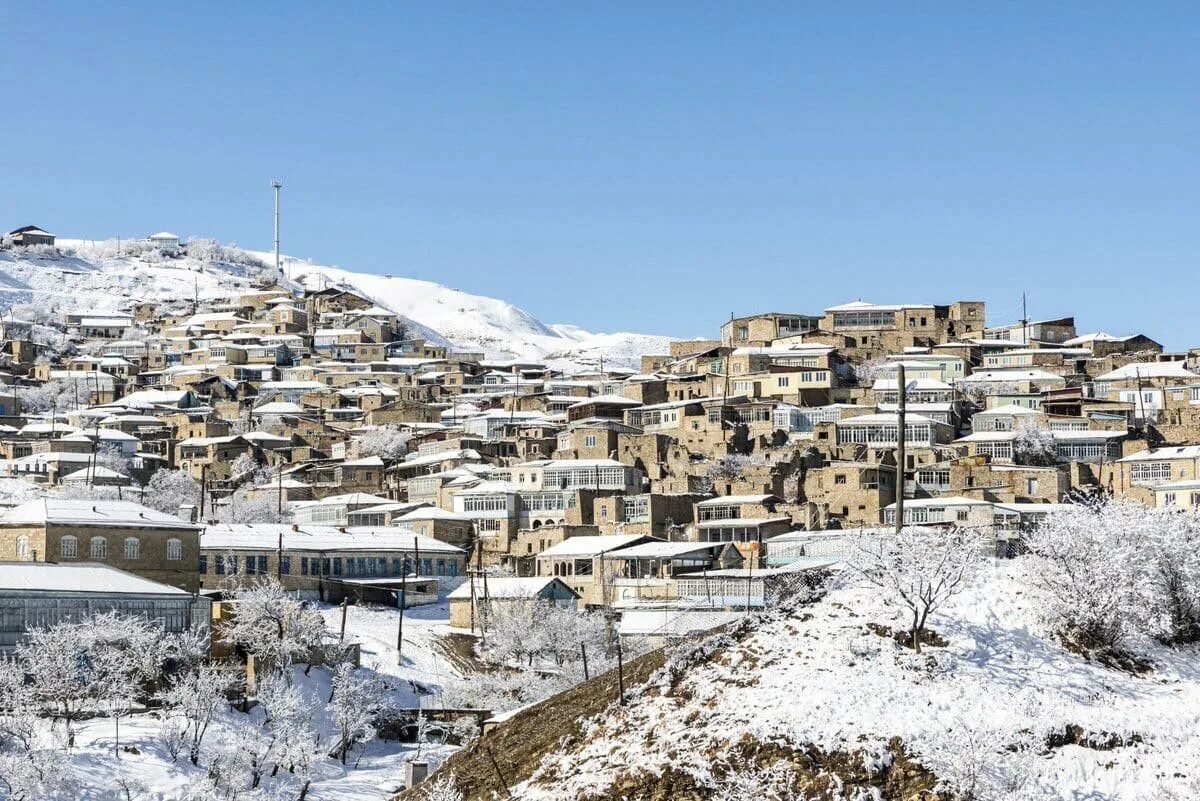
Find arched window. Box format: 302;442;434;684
90;537;107;559
61;536;77;560
15;537;28;559
166;538;182;561
123;537;140;560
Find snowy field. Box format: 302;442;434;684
516;559;1200;800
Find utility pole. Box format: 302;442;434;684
722;313;733;444
1021;292;1028;346
272;179;284;280
894;363;907;535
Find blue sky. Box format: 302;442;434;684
2;3;1197;345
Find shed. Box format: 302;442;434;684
447;576;579;629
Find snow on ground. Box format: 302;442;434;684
318;599;462;707
515;559;1200;800
43;665;456;801
19;601;465;800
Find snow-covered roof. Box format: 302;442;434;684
567;394;642;408
537;534;651;558
446;576;576;601
959;369;1066;383
835;413;945;426
149;231;179;240
0;499;197;529
695;494;778;506
607;541;732;559
871;377;953;391
825;300;934;312
200;524;463;554
1094;362;1197;382
0;562;190;595
973;404;1043;417
1118;446;1200;463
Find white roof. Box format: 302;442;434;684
883;496;994;509
959;369;1066;383
1118;446;1200;463
253;401;305;415
568;394;642;408
0;562;190;596
0;499;196;529
608;541;730;559
695;494;777;506
1095;362;1197;382
836;412;943;426
825;300;934;312
447;576;575;600
149;231;179;240
871;377;953;391
973;404;1043;417
201;524;463;554
537;534;650;558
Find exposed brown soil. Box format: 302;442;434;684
393;647;668;801
867;622;949;649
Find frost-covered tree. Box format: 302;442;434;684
705;453;767;481
17;380;76;415
87;612;164;755
95;443;133;476
1012;421;1058;467
1135;510;1200;644
327;662;390;764
140;468;202;516
230;452;259;481
356;426;411;461
848;527;982;653
222;577;327;671
158;663;238;766
851;357;892;387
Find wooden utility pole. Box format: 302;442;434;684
580;642;590;680
339;595;348;641
1021;292;1029;346
199;465;208;522
894;363;907;535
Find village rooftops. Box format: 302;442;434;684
567;394;642;408
0;562;191;595
0;499;198;530
871;377;954;391
200;524;463;554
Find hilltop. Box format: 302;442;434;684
0;238;675;372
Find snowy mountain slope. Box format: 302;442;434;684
279;254;675;368
505;560;1200;801
0;239;676;371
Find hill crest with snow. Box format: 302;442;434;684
0;238;677;372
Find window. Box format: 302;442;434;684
834;474;846;485
778;377;789;388
1130;462;1172;484
199;555;208;574
166;538;182;561
1165;492;1178;507
585;435;597;448
90;537;107;560
123;538;140;560
332;557;342;575
956;509;969;522
16;537;28;559
301;557;309;576
281;556;291;575
61;536;77;560
257;556;268;574
1027;478;1038;496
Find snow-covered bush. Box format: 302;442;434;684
1025;501;1200;650
17;380;76;414
848;527;983;653
705;453;767;481
1012;421;1058;467
419;772;464;801
1022;501;1138;654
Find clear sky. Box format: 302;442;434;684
2;3;1197;346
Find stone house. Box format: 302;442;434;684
0;499;200;592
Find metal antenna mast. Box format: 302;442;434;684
272;179;284;280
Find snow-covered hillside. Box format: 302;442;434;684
509;560;1200;800
0;239;677;372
